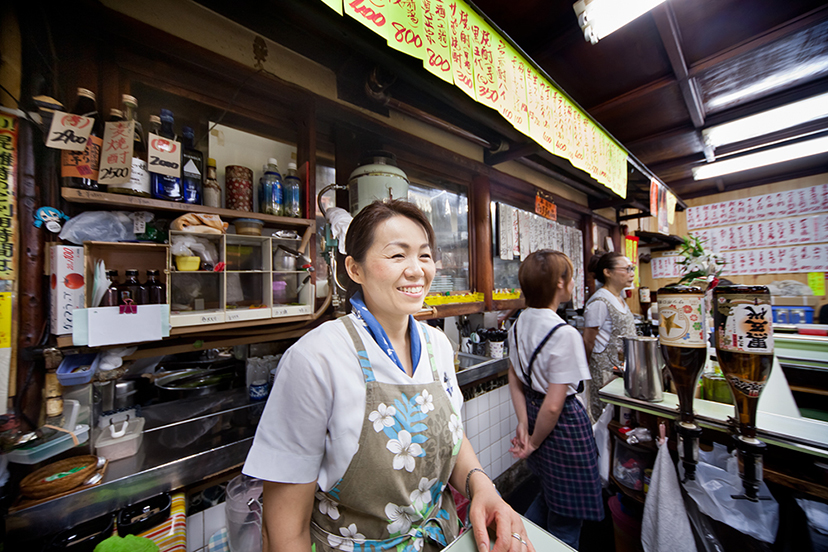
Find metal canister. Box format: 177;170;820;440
622;335;664;402
225;165;254;211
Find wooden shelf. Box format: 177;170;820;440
61;188;313;229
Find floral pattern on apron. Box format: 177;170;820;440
310;316;463;552
586;295;636;423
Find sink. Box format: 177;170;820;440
456;352;509;386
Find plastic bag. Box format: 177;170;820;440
170;234;219;266
59;211;153;244
592;404;613;486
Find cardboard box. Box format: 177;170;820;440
51;245;85;335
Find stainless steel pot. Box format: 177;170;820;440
622;336;664;402
154;366;238;401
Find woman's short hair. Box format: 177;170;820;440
588;251;626;284
519;250;573;308
343;199;435;301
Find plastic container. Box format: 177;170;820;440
117;492;172;536
47;512;114;551
773;305;814;324
95;416;145;461
797;323;828;336
175;255;201;271
225;474;263;552
608;494;643;552
612;436;654;492
233;218;264;236
57;354;100;386
7;401;89;465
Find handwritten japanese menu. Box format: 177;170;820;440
0;113;15;279
322;0;628;198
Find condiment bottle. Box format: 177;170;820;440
181;126;203;204
117;269;148;306
145;269;166;305
61;88;103;191
100;270;120;307
203;158;221;208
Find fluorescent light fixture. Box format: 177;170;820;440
574;0;668;44
692;134;828;180
703;92;828;148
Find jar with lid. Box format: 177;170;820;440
117;269;148;305
144;270;166;305
203;158;221;208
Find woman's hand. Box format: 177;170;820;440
509;423;536;460
468;483;536;552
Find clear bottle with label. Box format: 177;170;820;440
181;126;203;204
150;109;183;201
259;158;283;216
283;161;302;218
116;269;148;306
61;88;103;191
144;269;166;305
109;94;151;197
203;158;221;208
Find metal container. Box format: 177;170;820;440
622;336;664;402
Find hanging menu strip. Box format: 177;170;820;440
0;113;16;280
325;0;627;198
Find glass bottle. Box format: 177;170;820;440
109;94;151;197
116;269;148;306
203;158;221;208
144;269;166;305
150;109;183;201
100;270;120;307
107;108;124;122
148;114;161;136
61;88;103;191
181;126;203;204
283;161;302;218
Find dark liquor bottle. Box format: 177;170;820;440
145;270;166;305
713;285;774;439
106;108;125;122
116;269;148;306
181;126;203;204
61;88;103;191
657;284;707;423
100;270;120;307
150;109;183;201
109;94;151;197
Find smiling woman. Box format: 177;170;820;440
243;199;534;552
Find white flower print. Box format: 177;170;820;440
326;523;365;552
368;403;397;433
315;492;340;521
385;502;420;535
415;389;434;414
448;413;464;444
386;430;423;472
406;531;424;551
409;477;438;510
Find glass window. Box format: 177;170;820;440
408;182;470;293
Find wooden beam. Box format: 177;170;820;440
470;175;493;311
484;142;541;166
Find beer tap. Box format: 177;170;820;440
713;285;774;502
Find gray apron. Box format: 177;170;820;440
586;295;635;423
310;316;462;551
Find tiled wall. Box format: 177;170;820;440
461;384;519;480
187;502;226;552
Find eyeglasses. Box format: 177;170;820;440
615;265;636;273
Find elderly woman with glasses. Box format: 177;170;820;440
582;252;636;423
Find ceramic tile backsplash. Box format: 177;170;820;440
187;511;204;552
203;503;227;543
462;383;518;480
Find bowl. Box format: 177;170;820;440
233;218;264;236
175;255;201;271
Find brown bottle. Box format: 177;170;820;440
61;88;103;191
713;285;774;439
145;269;166;305
657;284;707;423
117;269;147;306
100;270;120;307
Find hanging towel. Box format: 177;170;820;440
641;437;697;552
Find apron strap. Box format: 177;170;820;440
340;316;376;384
419;322;440;381
516;319;570;392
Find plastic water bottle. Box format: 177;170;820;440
284;162;302;218
259;158;283;216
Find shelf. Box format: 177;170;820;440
61;188;313;229
170;270;220;274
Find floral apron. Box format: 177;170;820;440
310;317;463;552
586;295;635;423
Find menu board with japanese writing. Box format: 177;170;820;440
448;1;476;99
0;113;15;279
345;0;391;41
421;0;453;83
466;12;499;110
386;0;425;59
498;40;529;135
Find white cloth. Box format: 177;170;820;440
242;314;462;491
584;288;631;354
641;438;697;552
507;308;591;395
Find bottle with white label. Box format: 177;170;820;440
61;88;103;191
109;94;151;197
203;158;221;208
150;109;183;201
181;126;203;204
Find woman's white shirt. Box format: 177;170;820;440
242;314;462;492
584;288;631;354
507;308;591;395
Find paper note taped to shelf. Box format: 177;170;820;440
74;305;170;347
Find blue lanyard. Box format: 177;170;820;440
350;290;421;375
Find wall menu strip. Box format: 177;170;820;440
0;113;17;279
327;0;627;197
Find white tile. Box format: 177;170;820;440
501;386;510;404
466;397;479;418
460;403;467;420
478;427;489;449
500;402;511;422
187;512;203;552
467;415;479;439
470;434;480;452
500;419;512;440
478;409;489;431
479;446;491;468
203;503;227;541
478;392;490;412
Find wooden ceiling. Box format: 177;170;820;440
197;0;828;207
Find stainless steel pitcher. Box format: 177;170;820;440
622;336;664;402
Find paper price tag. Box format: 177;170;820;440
98;121;134;185
46;112;94;151
147;133;181;178
133;212;146;235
